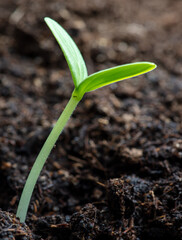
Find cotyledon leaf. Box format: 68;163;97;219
76;62;156;97
44;17;88;88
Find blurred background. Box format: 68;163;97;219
0;0;182;73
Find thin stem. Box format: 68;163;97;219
16;90;80;223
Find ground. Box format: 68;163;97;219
0;0;182;239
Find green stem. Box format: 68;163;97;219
16;90;80;223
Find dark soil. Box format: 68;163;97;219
0;0;182;239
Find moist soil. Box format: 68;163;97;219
0;0;182;239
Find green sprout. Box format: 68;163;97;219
16;17;157;223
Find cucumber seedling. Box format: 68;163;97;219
16;17;156;222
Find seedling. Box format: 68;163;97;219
16;17;156;222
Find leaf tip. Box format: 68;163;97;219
150;62;157;69
145;62;157;71
44;17;55;26
44;17;49;23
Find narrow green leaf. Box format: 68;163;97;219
76;62;156;97
44;17;88;87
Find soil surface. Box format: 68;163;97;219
0;0;182;239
